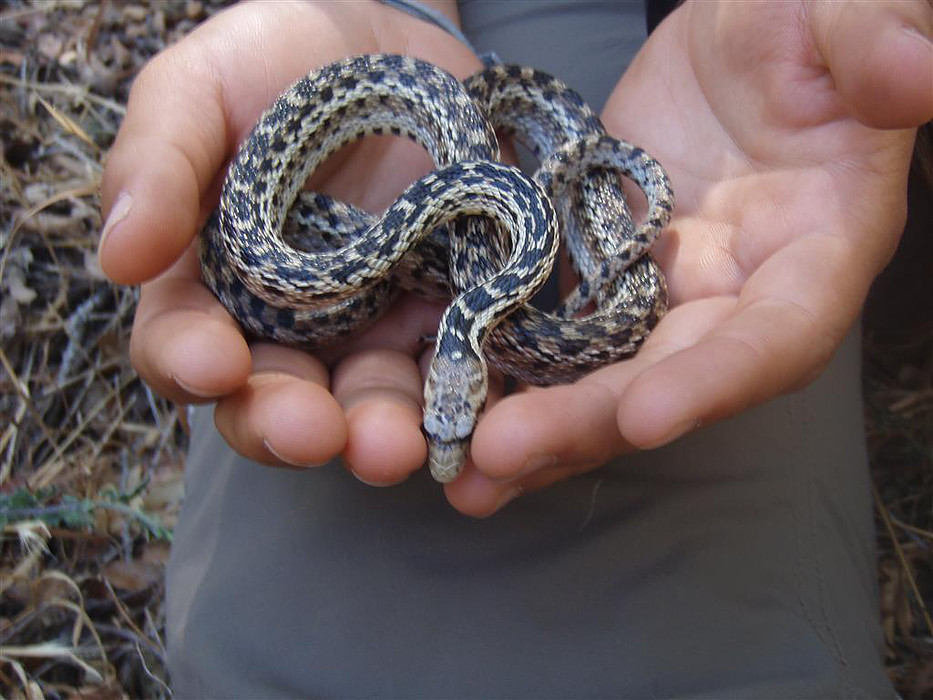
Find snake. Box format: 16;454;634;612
199;54;673;483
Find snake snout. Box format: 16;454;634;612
427;441;469;483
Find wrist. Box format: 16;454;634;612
421;0;459;26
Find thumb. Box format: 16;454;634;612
809;0;933;129
98;44;227;285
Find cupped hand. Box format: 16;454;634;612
99;0;481;481
452;0;932;514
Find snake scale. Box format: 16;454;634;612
200;54;673;482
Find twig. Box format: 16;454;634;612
890;516;933;543
1;183;99;280
873;482;933;637
29;373;135;488
0;74;127;115
0;345;34;485
92;622;166;665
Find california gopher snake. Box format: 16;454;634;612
200;54;673;482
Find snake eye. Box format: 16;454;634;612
454;413;475;440
422;413;443;439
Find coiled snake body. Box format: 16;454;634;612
200;54;673;482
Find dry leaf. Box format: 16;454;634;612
102;559;162;594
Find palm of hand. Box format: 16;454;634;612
598;1;916;438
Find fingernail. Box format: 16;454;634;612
520;453;557;477
263;439;328;469
903;25;932;48
651;417;703;448
351;469;408;487
99;191;133;253
171;373;225;400
494;484;525;511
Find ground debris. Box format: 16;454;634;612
1;2;229;697
865;327;933;699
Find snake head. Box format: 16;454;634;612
423;352;488;483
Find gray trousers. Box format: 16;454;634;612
166;2;893;697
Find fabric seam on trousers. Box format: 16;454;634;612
168;406;230;698
806;469;857;695
790;422;856;695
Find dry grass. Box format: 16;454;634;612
1;2;222;696
865;328;933;697
0;1;930;698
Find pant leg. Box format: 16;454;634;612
458;0;649;113
166;2;893;697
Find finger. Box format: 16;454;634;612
443;464;526;518
470;383;623;482
445;460;597;518
129;246;252;403
331;350;427;485
809;0;933;129
618;232;864;449
213;343;346;468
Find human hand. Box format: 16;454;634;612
99;1;483;478
449;0;933;514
